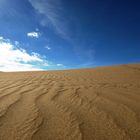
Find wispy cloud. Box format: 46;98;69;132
0;36;65;71
0;36;45;71
45;45;51;50
56;64;64;67
27;32;40;38
29;0;70;40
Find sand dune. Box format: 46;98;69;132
0;64;140;140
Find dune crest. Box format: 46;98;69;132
0;64;140;140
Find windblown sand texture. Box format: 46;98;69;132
0;64;140;140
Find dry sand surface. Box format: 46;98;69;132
0;64;140;140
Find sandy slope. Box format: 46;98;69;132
0;64;140;140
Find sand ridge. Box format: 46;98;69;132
0;64;140;140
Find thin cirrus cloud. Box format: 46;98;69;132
45;45;51;50
56;64;64;67
0;36;45;71
27;32;40;38
28;0;70;40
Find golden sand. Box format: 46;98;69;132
0;64;140;140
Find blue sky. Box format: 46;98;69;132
0;0;140;71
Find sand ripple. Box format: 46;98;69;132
0;64;140;140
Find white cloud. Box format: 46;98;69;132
0;36;45;72
29;0;70;40
0;36;67;72
35;28;39;31
56;64;64;67
0;63;43;72
45;45;51;50
0;36;4;40
27;32;40;38
15;41;19;45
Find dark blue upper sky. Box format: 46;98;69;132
0;0;140;71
